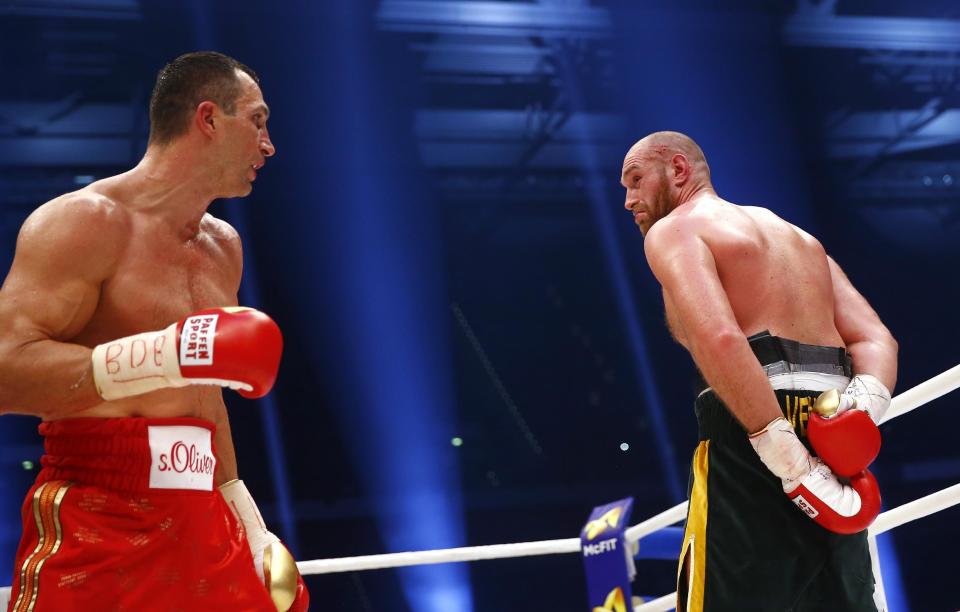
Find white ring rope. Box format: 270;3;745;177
633;592;677;612
298;362;960;577
624;501;688;544
880;362;960;424
0;363;957;612
297;537;582;575
869;482;960;535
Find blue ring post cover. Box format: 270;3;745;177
581;498;635;612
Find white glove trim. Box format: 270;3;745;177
794;459;862;517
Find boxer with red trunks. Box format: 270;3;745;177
0;52;308;611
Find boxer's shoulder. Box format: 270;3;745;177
27;188;128;231
200;214;241;250
17;190;130;272
642;213;701;264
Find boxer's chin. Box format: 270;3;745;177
226;181;254;199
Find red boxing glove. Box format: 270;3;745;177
289;575;310;612
787;462;881;535
751;417;881;534
92;307;282;400
807;374;891;478
808;392;880;477
176;308;282;398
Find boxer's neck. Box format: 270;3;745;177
126;143;217;239
674;181;716;208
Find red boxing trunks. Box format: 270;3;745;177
7;417;275;612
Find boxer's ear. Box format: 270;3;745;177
194;101;218;138
670;153;690;186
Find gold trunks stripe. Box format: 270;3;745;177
13;481;71;612
677;441;708;612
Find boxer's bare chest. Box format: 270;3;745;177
75;224;237;347
74;221;238;419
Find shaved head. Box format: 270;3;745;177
619;131;715;235
622;131;710;183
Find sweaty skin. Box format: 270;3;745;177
621;131;897;433
0;70;275;485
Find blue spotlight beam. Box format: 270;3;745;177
296;2;474;611
552;42;684;503
875;532;908;612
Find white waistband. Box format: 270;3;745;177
767;371;850;391
699;371;850;398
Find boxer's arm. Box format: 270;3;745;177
644;218;781;433
827;257;898;391
0;196;124;417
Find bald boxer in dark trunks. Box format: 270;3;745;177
620;132;898;611
0;52;307;611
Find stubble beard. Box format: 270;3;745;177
640;178;673;236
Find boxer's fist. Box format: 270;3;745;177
175;308;282;398
260;540;310;612
807;375;891;477
220;480;310;612
750;417;880;534
808;390;880;477
92;307;282;400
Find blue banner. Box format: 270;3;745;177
581;498;635;612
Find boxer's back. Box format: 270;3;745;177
664;198;844;349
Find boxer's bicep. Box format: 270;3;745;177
0;197;127;414
0;197;124;344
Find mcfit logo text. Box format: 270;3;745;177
583;507;623;541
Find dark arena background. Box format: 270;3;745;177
1;1;959;610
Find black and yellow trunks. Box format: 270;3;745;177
676;332;877;612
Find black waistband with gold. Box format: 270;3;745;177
747;330;851;379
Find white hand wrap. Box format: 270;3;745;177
219;479;281;582
91;324;186;400
837;374;891;424
748;417;813;492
